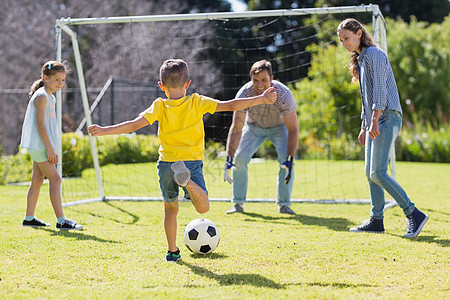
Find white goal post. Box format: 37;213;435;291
55;4;395;206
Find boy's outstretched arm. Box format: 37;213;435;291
88;116;149;136
215;87;276;112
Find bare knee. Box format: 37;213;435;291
195;202;210;214
31;173;45;187
47;174;62;186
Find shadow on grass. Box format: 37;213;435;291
66;201;140;225
187;252;228;260
180;261;284;289
242;212;353;232
38;227;120;243
388;234;449;247
290;281;376;288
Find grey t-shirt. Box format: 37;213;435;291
237;80;297;128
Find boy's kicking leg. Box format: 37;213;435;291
171;161;209;214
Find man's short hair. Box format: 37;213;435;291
249;60;273;78
160;59;190;89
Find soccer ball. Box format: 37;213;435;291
183;218;220;254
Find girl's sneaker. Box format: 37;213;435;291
56;219;83;230
22;218;51;227
166;248;181;262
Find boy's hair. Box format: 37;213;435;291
249;60;273;79
30;60;67;98
337;18;375;82
159;59;190;89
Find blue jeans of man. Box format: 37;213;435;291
365;110;415;219
232;123;293;206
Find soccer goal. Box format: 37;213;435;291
55;4;397;207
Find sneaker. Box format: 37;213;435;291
56;219;83;230
171;161;190;187
166;248;181;262
404;208;429;238
225;204;244;214
278;205;296;215
349;218;385;233
22;218;51;227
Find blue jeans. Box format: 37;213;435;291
157;160;207;203
365;110;415;219
232;123;293;206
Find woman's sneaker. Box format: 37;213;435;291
166;248;181;262
56;219;83;230
349;218;385;233
404;208;429;238
22;218;50;227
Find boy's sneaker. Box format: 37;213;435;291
56;219;83;230
225;204;244;214
22;218;51;227
171;161;190;187
166;248;181;262
278;205;296;215
404;207;429;238
349;218;385;233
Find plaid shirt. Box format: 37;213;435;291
357;46;402;128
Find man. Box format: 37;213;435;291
224;60;299;214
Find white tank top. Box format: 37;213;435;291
20;87;60;152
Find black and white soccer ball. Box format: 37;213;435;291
183;218;220;254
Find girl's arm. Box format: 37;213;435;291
215;87;276;112
88;116;149;136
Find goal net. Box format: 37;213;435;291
55;5;392;206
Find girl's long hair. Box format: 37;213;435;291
29;61;67;98
337;18;375;82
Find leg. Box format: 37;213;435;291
36;161;64;218
369;111;415;216
164;199;179;252
365;133;386;220
26;161;45;217
177;160;210;214
233;123;266;204
185;180;209;214
268;124;293;207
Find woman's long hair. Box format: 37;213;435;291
337;18;375;82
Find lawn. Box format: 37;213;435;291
0;160;449;299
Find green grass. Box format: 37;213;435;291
0;160;449;299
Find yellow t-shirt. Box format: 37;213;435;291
139;93;219;162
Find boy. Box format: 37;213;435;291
88;59;276;261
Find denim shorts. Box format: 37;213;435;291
157;160;207;203
27;149;48;163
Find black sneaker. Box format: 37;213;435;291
349;218;385;233
22;218;51;227
166;248;181;262
404;208;429;238
56;219;83;230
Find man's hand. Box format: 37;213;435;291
88;124;105;136
261;87;277;104
224;155;236;184
280;155;294;184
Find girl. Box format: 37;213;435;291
20;61;82;230
337;19;428;238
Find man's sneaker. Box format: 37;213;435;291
349;218;385;233
171;161;190;187
22;218;50;227
166;248;181;262
225;204;244;214
56;219;83;230
404;208;429;238
278;205;296;215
